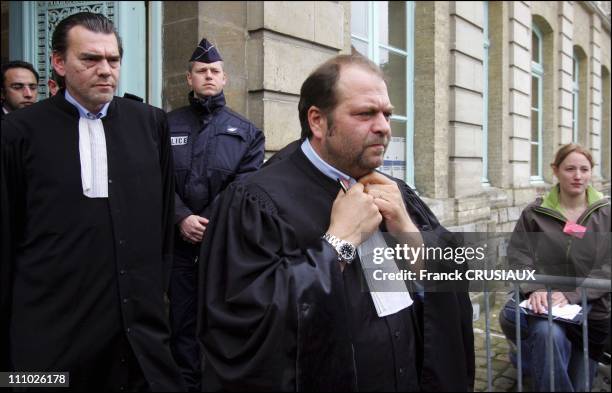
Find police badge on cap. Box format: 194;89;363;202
190;38;223;63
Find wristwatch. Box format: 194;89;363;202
322;233;357;263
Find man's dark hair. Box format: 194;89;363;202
298;54;385;139
1;61;40;89
52;12;123;59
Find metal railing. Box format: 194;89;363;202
481;275;611;392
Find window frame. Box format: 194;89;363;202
482;1;490;185
350;1;415;187
530;24;544;182
572;52;579;143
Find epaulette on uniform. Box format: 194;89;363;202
123;92;144;102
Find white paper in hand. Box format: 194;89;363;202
519;300;582;320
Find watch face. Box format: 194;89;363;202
339;243;356;261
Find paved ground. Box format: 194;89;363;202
471;291;611;392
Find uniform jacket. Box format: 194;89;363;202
168;92;264;225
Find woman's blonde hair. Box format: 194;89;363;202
551;143;594;168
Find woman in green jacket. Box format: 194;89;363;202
500;143;610;392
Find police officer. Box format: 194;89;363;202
167;39;265;391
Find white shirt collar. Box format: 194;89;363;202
65;89;110;119
300;139;357;186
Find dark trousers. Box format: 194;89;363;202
169;242;201;392
85;333;147;392
500;300;601;392
18;333;148;392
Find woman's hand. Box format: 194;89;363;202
528;291;569;314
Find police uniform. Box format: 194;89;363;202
167;39;265;391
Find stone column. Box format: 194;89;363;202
508;1;532;187
487;1;511;189
538;7;559;184
558;1;574;147
589;13;603;179
196;2;253;116
162;1;200;110
413;1;450;199
447;1;485;199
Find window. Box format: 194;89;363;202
482;1;489;184
602;66;611;180
572;51;579;143
530;25;543;180
351;1;415;186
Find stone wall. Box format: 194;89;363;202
246;1;345;154
163;2;199;111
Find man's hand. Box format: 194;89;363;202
528;291;569;314
327;183;382;247
359;172;424;272
179;215;209;244
359;172;418;236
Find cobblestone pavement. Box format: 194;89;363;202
471;292;611;392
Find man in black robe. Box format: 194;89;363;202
1;12;184;391
197;55;474;391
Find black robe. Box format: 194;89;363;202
197;147;475;391
1;91;184;391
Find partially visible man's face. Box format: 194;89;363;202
188;61;226;98
53;25;120;113
317;65;393;179
2;68;38;112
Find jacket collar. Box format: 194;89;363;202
541;184;603;212
52;88;118;120
64;89;110;119
300;139;355;187
188;90;226;116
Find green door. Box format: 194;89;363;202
9;1;146;100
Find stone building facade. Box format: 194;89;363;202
163;1;611;232
2;1;610;232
